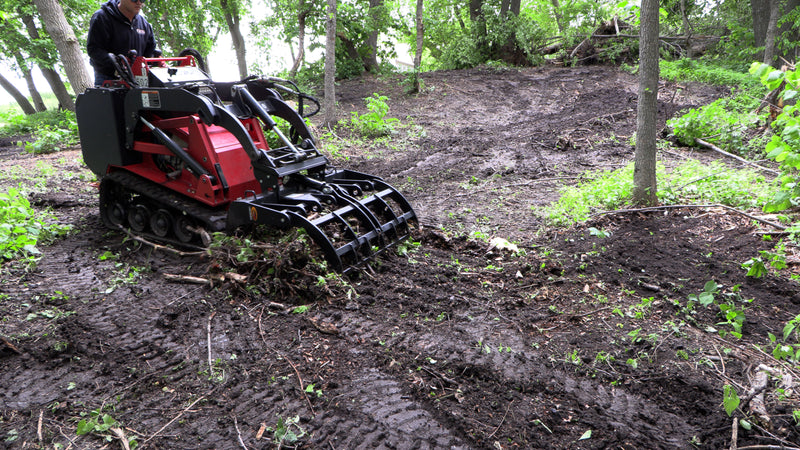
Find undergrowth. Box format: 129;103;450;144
207;227;356;302
0;108;79;154
544;160;775;226
0;186;72;262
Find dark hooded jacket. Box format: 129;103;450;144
87;0;157;77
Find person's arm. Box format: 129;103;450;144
87;12;115;74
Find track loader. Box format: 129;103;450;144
76;51;416;272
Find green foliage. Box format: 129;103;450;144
750;63;800;213
723;384;740;416
0;186;71;262
545;160;774;226
76;407;138;448
667;94;762;154
0;109;78;154
349;93;399;137
660;59;763;88
272;415;306;447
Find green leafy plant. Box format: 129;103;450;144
749;62;800;213
723;384;740;416
76;407;138;448
0;186;71;262
349;93;400;137
271;415;306;447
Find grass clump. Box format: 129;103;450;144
660;58;764;90
544;160;775;227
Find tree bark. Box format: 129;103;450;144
364;0;382;72
13;51;46;112
31;0;92;99
763;0;782;66
289;4;308;77
414;0;424;71
323;0;337;128
633;0;659;206
21;13;75;110
410;0;423;94
221;0;248;79
0;72;36;115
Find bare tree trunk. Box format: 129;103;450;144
752;0;770;60
414;0;424;70
13;53;46;112
364;0;382;72
221;0;248;79
323;0;337;128
289;3;308;77
409;0;423;94
634;0;659;206
763;0;782;66
21;13;75;110
0;72;36;115
21;66;46;112
32;0;92;99
679;0;693;58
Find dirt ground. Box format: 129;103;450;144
2;65;800;449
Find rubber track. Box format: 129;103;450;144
102;170;227;242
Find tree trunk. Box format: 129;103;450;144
13;52;46;112
411;0;424;94
0;72;36;115
633;0;659;206
221;0;248;79
21;13;75;110
21;65;46;112
752;0;770;60
289;5;308;77
414;0;424;70
32;0;92;99
679;0;692;58
550;0;564;34
364;0;382;72
323;0;337;128
763;0;782;66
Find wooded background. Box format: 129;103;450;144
0;0;797;114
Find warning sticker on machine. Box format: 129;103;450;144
141;91;161;108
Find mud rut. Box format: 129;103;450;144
2;65;799;449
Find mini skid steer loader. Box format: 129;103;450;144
76;51;416;272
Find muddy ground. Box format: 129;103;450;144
2;65;800;449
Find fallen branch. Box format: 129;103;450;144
142;392;212;445
111;427;131;450
115;225;207;257
746;369;771;428
207;312;216;379
234;416;249;450
592;204;787;230
730;417;738;450
694;138;779;176
163;272;248;286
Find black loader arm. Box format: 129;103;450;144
123;87;267;163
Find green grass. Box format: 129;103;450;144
544;160;776;226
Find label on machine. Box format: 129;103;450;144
141;90;161;108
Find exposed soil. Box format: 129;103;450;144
2;65;800;449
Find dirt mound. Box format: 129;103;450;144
2;65;798;449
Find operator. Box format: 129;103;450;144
86;0;157;86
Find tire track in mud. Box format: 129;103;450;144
315;305;700;448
